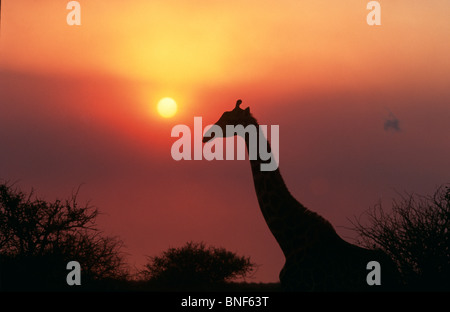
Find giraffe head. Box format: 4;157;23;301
202;99;253;143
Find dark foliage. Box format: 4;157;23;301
141;241;256;290
0;182;128;291
352;185;450;290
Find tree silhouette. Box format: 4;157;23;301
352;185;450;290
0;182;128;290
141;241;255;290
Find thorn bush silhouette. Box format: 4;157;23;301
141;241;255;290
352;185;450;290
0;182;128;291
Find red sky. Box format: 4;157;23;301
1;0;450;282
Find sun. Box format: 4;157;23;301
157;97;178;118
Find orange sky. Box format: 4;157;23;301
1;0;450;283
2;1;450;98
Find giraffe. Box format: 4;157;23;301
203;100;399;291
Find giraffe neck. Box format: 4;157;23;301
243;118;337;257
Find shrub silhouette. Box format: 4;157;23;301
0;182;128;290
142;241;255;289
352;185;450;290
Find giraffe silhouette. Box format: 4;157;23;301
203;100;399;291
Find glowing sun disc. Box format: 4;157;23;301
157;97;177;118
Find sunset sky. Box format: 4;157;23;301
1;0;449;282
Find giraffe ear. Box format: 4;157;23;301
244;107;250;115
